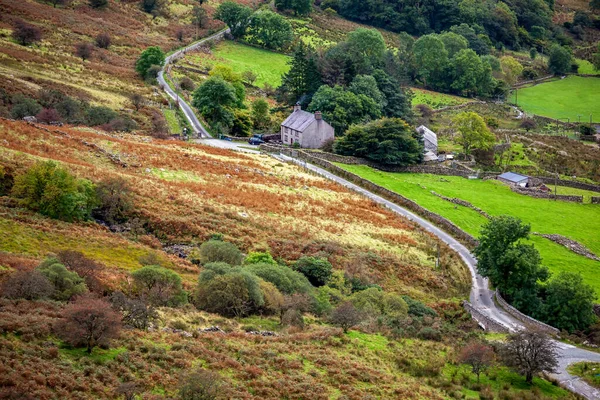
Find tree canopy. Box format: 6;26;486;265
135;47;165;79
452;112;495;156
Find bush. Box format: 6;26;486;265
244;251;276;265
89;0;108;8
36;108;61;124
1;270;54;300
195;272;263;317
351;287;408;318
178;369;223;400
12;20;42;46
11;161;97;222
294;256;332;287
95;33;111;49
245;262;312;294
329;301;365;333
110;291;157;330
86;106;118;126
0;165;14;196
402;296;437;317
132;265;187;307
93;176;134;225
37;258;88;301
258;280;284;315
179;77;195;91
197;240;243;265
417;327;442;341
10;95;42;119
520;119;537;132
136;47;165;79
57;250;105;294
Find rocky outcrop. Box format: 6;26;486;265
535;233;600;261
431;191;490;218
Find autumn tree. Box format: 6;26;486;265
459;341;495;382
329;301;365;333
57;250;105;294
115;382;141;400
12;20;42;46
56;295;122;354
75;42;93;61
94;176;134;225
452;111;495;157
36;108;61;124
130;93;145;111
1;271;54;300
501;331;558;384
110;291;158;330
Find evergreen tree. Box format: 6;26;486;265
278;43;322;106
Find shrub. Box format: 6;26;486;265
244;251;276;265
351;287;408;318
12;20;42;46
89;0;108;8
294;256;332;287
11;161;97;222
57;250;105;294
178;369;223;400
75;42;93;61
197;240;243;265
110;291;157;330
259;280;284;315
132;265;187;307
136;47;165;79
180;77;195;91
93;176;134;225
95;33;111;49
55;295;122;353
1;270;54;300
37;258;88;301
36;108;61;124
329;301;365;333
417;327;442;341
459;341;495;382
0;165;14;196
245;262;312;294
10;95;42;119
86;106;117;126
402;296;437;317
520;119;537;132
195;272;263;317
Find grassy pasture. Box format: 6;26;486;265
509;76;600;122
186;41;290;88
335;165;600;297
576;59;600;75
411;88;472;109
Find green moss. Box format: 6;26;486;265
59;346;126;364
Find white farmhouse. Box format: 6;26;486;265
280;104;335;149
417;125;438;154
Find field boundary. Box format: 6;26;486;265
495;291;560;335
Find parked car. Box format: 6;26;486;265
248;137;264;145
220;135;233;141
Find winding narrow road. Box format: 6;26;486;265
157;29;231;138
158;31;600;400
275;153;600;400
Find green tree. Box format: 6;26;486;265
542;272;596;332
37;258;88;301
230;109;252;137
500;56;523;86
335;118;423;165
247;10;293;51
591;0;600;10
592;43;600;71
308;85;381;134
413;34;448;89
192;77;237;129
474;216;549;315
215;1;252;38
244;251;276;265
209;64;242;83
245;263;312;294
132;265;187;306
439;32;469;58
351;287;408;318
191;5;208;29
135;47;165;79
349;75;384;110
86;106;117;126
275;0;311;15
251;98;270;129
452;112;495;156
10;95;42;119
548;45;572;75
12;161;97;222
278;43;322;105
451;49;495;96
372;70;414;121
294;256;333;287
346;28;387;67
195;271;264;317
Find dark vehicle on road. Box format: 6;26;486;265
248;137;264;145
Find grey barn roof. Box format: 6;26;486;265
417;125;438;147
281;110;316;132
498;172;529;183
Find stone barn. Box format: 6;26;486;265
280;104;335;149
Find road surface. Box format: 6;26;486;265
157;29;230;138
275;152;600;400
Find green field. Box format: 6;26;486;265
162;108;181;134
335;165;600;297
411;88;472;109
576;59;600;75
186;40;291;88
509;76;600;122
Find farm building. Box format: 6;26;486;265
498;172;529;187
280;104;335;149
417;125;438;154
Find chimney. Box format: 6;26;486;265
293;102;301;112
315;111;322;120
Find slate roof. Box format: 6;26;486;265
417;125;438;147
498;172;529;183
281;110;316;132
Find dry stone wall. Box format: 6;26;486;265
510;186;583;203
431;191;490;218
462;301;510;333
495;291;560;335
534;234;600;261
592;197;600;204
535;177;600;193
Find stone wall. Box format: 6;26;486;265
301;150;367;165
431;191;490;218
462;301;510;333
535;233;600;261
495;291;560;336
261;144;480;249
592;197;600;204
535;177;600;193
510;186;583;203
